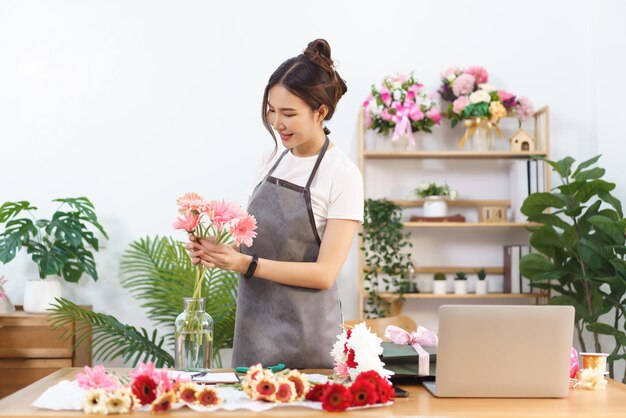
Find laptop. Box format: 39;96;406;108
423;305;574;398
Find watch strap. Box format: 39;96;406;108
244;255;258;279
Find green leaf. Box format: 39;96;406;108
26;241;67;277
0;219;38;263
587;322;626;346
573;155;601;176
575;180;615;203
598;191;624;218
575;167;605;182
46;212;83;247
0;201;36;223
521;193;566;217
49;298;174;367
588;215;625;245
557;181;585;196
556;156;576;178
529;225;564;258
520;253;554;278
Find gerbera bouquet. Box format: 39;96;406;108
173;192;257;305
363;72;441;147
438;66;534;147
241;365;310;403
77;362;221;414
331;322;393;382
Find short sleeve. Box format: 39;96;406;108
327;159;364;223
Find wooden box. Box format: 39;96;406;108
479;206;508;223
0;306;91;398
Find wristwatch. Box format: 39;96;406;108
243;255;258;279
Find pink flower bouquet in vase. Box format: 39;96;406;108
362;72;441;151
439;66;533;151
173;193;257;370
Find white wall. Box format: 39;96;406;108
0;0;623;376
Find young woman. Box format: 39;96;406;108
187;39;363;368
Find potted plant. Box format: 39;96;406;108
519;155;626;382
360;199;413;318
0;197;107;313
415;182;458;217
475;268;488;295
433;272;448;295
454;272;468;295
439;65;534;151
362;72;442;151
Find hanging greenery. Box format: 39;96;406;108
360;199;413;318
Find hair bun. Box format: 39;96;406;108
304;39;333;67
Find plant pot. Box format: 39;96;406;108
454;280;468;295
423;196;448;217
475;280;487;295
23;278;62;313
433;280;447;295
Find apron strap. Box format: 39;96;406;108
305;137;330;190
266;148;291;177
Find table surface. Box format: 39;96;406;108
0;368;625;417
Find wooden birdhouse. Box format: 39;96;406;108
509;129;535;152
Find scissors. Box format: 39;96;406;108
235;363;285;373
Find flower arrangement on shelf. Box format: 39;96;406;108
77;362;221;414
362;72;442;147
415;182;458;200
438;65;534;148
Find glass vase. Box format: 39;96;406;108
472;119;494;151
174;297;213;370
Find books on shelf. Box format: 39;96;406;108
509;159;546;222
503;244;537;294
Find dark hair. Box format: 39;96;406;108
262;39;348;153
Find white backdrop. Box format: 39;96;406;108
1;0;624;375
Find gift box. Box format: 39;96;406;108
380;341;437;378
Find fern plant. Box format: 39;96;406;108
49;235;238;367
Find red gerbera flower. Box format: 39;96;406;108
150;391;175;413
350;380;379;406
305;383;329;402
130;375;158;405
376;379;395;404
346;349;358;368
252;377;277;401
196;387;221;406
321;383;353;412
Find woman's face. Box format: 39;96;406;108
267;84;326;152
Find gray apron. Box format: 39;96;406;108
232;137;342;369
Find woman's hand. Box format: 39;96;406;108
187;235;249;273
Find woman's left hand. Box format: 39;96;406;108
187;236;247;272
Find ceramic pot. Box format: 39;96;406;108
423;196;448;217
23;278;62;313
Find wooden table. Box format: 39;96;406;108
0;368;624;417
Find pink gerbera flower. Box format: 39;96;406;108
176;192;208;215
77;365;119;390
210;200;245;230
229;213;257;248
172;213;200;233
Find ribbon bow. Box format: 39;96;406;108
458;116;503;148
384;325;438;376
391;102;417;147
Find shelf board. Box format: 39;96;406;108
375;292;541;300
363;151;548;159
363;266;504;275
392;199;511;208
402;222;539;228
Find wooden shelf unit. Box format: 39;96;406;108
0;306;91;399
357;106;551;319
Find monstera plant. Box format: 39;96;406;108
519;155;626;382
49;235;238;367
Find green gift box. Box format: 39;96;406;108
380;341;437;377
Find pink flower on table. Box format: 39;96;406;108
516;96;534;121
229;213;258;248
379;86;392;106
77;365;119;390
426;108;442;124
210;200;245;230
176;192;208;215
466;66;489;84
173;213;200;233
452;96;470;114
452;74;476;96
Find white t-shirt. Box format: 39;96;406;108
250;144;364;239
